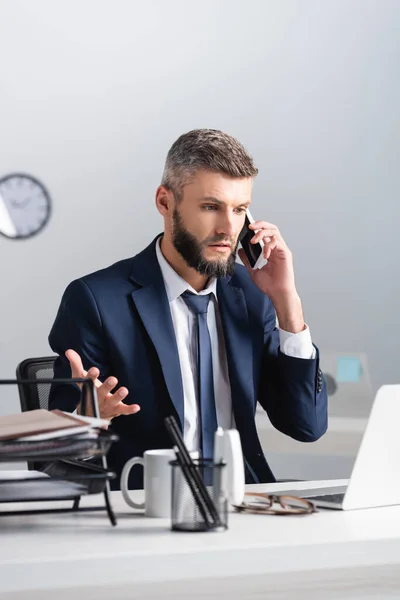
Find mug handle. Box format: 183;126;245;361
121;456;145;509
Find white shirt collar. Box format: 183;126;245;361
155;237;217;303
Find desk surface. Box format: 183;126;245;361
1;479;400;598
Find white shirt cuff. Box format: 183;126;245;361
279;324;316;359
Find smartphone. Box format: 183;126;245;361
238;209;267;270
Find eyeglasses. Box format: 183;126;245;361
233;492;318;515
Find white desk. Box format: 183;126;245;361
1;480;400;600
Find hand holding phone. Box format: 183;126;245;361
238;210;267;270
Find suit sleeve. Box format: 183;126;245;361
257;297;328;442
48;278;110;412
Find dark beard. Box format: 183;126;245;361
172;208;237;279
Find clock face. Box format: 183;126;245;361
0;174;51;239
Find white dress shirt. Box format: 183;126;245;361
155;239;315;452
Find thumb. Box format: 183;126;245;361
65;349;87;378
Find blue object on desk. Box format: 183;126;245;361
336;356;362;383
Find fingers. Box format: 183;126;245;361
251;229;275;244
100;376;118;395
65;349;141;419
248;224;278;249
247;222;290;260
65;349;86;378
117;403;141;416
262;236;290;260
263;238;278;259
97;380;141;419
87;367;102;388
66;349;103;390
102;394;141;419
249;222;279;244
249;221;278;232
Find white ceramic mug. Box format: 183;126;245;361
120;449;199;518
121;449;175;517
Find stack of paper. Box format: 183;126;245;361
0;410;111;460
0;409;108;442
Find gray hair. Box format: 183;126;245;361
161;129;258;199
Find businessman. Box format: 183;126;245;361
49;129;328;489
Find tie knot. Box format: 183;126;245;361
181;291;212;315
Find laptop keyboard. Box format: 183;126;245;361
306;493;345;504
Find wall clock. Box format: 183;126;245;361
0;173;51;239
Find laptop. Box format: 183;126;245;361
303;384;400;510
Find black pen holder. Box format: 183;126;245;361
170;458;228;532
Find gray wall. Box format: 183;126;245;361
0;0;399;416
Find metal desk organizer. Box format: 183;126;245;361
0;378;118;525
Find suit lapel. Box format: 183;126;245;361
217;277;255;424
218;277;274;483
129;238;184;429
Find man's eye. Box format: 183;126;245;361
235;208;246;214
203;205;218;211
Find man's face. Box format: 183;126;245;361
171;171;252;278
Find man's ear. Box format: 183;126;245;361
155;185;173;216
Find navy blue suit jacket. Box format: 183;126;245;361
48;236;328;489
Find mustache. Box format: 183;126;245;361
203;234;236;248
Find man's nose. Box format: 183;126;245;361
216;213;236;239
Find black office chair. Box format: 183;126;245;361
15;356;57;472
16;356;57;413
